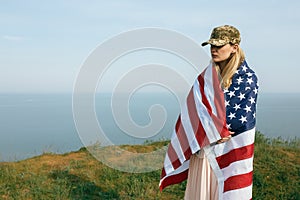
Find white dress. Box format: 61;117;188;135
184;150;219;200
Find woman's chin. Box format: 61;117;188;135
212;58;220;63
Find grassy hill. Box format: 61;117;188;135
0;132;299;199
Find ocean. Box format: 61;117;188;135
0;93;299;161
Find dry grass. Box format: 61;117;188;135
0;132;299;199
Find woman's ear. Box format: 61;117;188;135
232;44;238;53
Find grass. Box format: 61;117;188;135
0;131;299;199
253;132;300;199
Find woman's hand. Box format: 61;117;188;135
217;131;235;144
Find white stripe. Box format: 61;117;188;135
163;154;174;175
203;64;218;116
214;128;255;157
223;184;252;200
203;146;224;200
221;157;253;181
180;100;200;153
159;160;190;187
193;80;221;143
170;130;186;164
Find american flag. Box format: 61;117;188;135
160;60;258;200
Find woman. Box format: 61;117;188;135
184;25;259;199
159;25;258;200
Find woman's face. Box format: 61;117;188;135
210;44;237;63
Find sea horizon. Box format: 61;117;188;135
0;92;299;161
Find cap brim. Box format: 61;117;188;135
201;39;229;47
201;41;209;46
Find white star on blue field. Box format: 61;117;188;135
224;61;258;134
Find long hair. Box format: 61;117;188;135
215;46;245;89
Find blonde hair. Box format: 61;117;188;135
215;46;245;89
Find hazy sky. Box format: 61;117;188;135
1;0;299;93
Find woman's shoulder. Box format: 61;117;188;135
236;60;258;80
230;60;259;90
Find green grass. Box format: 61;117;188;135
0;132;299;199
253;132;300;200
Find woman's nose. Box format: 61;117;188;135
211;48;216;53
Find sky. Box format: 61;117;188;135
1;0;300;94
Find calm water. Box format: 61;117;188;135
0;93;299;161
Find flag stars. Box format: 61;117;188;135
228;90;235;98
223;63;258;128
246;72;253;77
228;112;236;120
238;92;246;101
233;103;241;111
226;124;231;129
246;77;254;85
249;97;256;104
244;105;252;113
253;88;258;94
239;115;247;123
242;65;248;72
225;100;230;107
236;77;244;85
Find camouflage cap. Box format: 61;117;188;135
201;25;241;46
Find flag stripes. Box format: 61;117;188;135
206;128;255;199
160;63;229;191
224;171;253;192
175;116;192;160
223;184;253;200
188;87;209;148
216;143;254;169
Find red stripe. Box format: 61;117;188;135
212;65;225;118
224;171;253;192
175;115;192;160
161;168;166;179
212;67;229;137
167;143;181;170
216;143;254;169
186;88;207;148
160;168;189;191
211;114;228;138
197;71;213;116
